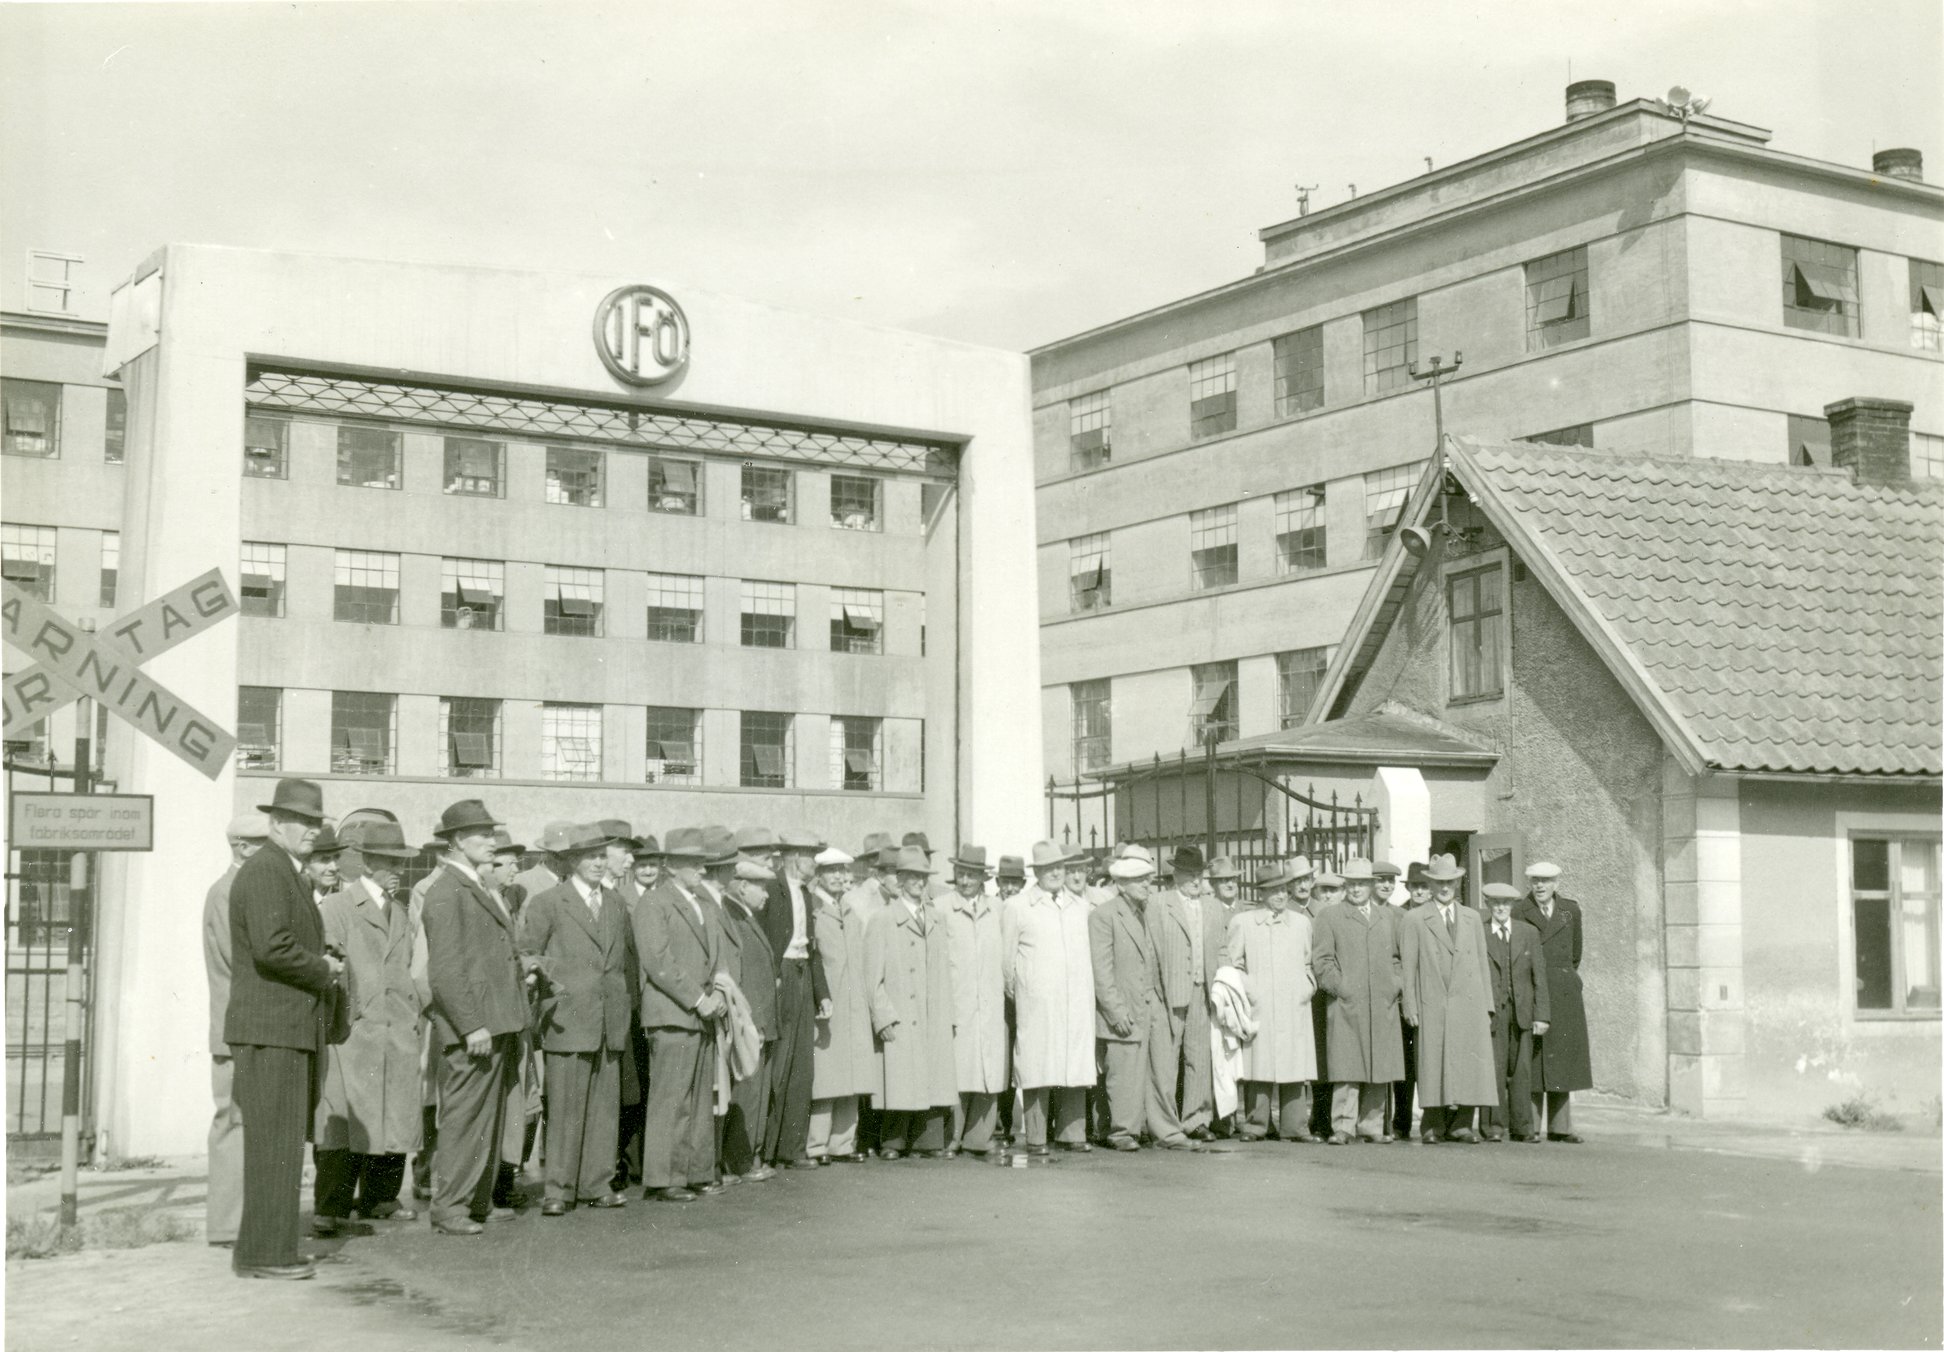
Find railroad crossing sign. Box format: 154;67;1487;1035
2;568;239;779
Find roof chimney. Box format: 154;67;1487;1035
1824;397;1913;488
1566;80;1616;122
1872;148;1923;182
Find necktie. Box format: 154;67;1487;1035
1496;924;1508;944
588;886;601;922
1444;906;1456;941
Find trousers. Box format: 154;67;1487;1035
1331;1081;1390;1139
1242;1081;1314;1139
879;1107;947;1153
1100;1036;1149;1144
1178;988;1215;1132
313;1149;405;1218
231;1043;312;1269
1143;1004;1190;1144
1532;1089;1574;1134
431;1033;518;1226
644;1025;717;1189
722;1047;772;1177
1020;1086;1087;1148
207;1055;244;1244
1393;1021;1418;1134
543;1047;622;1203
1481;1008;1535;1137
763;959;815;1164
952;1092;1000;1153
807;1095;860;1157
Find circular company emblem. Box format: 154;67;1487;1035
593;284;691;387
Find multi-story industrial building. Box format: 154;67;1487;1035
1031;81;1943;784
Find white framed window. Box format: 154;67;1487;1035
1;524;57;601
1273;326;1324;416
331;690;396;775
740;579;795;648
1363;461;1424;559
646;572;705;643
1070;390;1111;470
443;437;504;497
1910;259;1944;352
1189;504;1239;589
240;542;287;618
1070;532;1111;611
1362;297;1419;395
439;696;502;778
741;465;793;523
830;475;881;531
244;414;288;478
1525;246;1590;349
1850;835;1941;1018
236;686;281;770
829;587;884;655
829;715;883;791
1782;235;1860;338
441;557;505;630
333;549;401;624
649;455;703;514
1275;485;1326;574
1912;432;1944;481
740;710;794;788
337;425;402;489
545;446;605;507
544;564;604;637
98;531;118;609
645;706;702;784
3;380;60;459
542;702;603;782
1277;648;1330;728
1188;352;1238;439
1071;679;1111;773
1190;661;1238;745
1448;563;1506;701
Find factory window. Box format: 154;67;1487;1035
830;475;881;531
645;706;702;785
1273;325;1325;417
1527;424;1594;448
333;549;400;625
739;579;795;649
1850;835;1941;1018
545;446;605;507
1069;532;1111;612
236;686;282;771
648;455;703;515
1070;679;1111;774
1189;661;1237;745
740;711;794;788
1525;246;1590;349
1;524;57;601
646;572;705;643
443;437;504;497
3;379;60;458
544;565;604;637
1189;504;1238;589
1277;647;1330;729
829;587;884;655
1362;297;1418;395
1448;564;1505;701
337;425;402;489
740;465;793;523
1909;258;1944;352
98;532;118;609
829;716;882;791
1363;461;1423;559
239;542;286;617
1787;414;1832;468
244;415;288;478
542;702;603;782
440;557;504;630
439;696;502;778
104;388;126;464
3;718;49;767
1274;485;1327;574
1781;235;1860;338
1188;352;1237;439
1912;433;1944;481
331;690;396;775
1069;390;1111;470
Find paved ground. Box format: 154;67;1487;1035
7;1107;1940;1350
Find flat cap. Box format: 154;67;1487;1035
226;812;270;842
1483;883;1523;901
1526;861;1562;880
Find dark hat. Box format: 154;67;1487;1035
778;828;825;852
634;832;662;860
894;845;934;875
1172;845;1206;874
996;855;1026;882
342;818;418;860
951;844;992;874
660;826;710;862
490;827;525;856
308;825;346;857
735;826;779;853
902;831;933;854
596;819;641;851
1405;861;1433;884
553;823;614;857
700;825;740;866
1371;861;1402;879
433;799;503;838
859;831;894;857
259;778;326;823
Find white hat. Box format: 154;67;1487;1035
1108;856;1156;881
1526;861;1561;880
815;847;853;868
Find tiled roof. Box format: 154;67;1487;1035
1454;439;1944;777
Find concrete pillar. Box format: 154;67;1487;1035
1662;759;1747;1117
1372;765;1430;870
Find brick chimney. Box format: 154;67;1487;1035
1824;397;1914;487
1566;80;1616;122
1872;148;1923;182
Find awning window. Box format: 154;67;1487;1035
1190;681;1231;718
1531;273;1579;323
449;732;493;768
842;605;880;632
1795;261;1857;305
750;744;785;777
844;749;876;773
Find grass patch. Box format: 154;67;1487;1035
6;1205;200;1260
1822;1095;1906;1132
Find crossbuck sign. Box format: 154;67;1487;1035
2;568;240;779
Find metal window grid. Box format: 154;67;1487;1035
104;388;126;464
648;455;703;514
244;414;289;478
439;696;502;777
334;549;401;624
1070;679;1111;774
545;446;605;507
1525;247;1591;349
542;703;604;782
1849;836;1941;1016
337;425;402;489
239;541;287;617
443;437;504;497
3;379;60;459
646;572;705;643
1448;565;1505;700
1912;433;1944;481
1188;352;1238;439
1068;532;1111;611
740;711;794;788
1781;235;1861;337
331;690;397;775
829;716;882;791
1189;661;1238;744
1;523;57;601
245;366;959;477
1275;485;1327;574
829;587;884;654
236;685;282;770
740;579;795;648
1277;647;1330;728
1069;390;1111;469
1910;259;1944;353
830;474;881;531
1363;461;1425;558
1189;504;1239;589
545;565;604;636
1362;297;1419;394
1273;327;1325;416
440;556;505;630
741;466;793;523
645;706;702;784
99;531;118;609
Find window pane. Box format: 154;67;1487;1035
337;426;401;489
1855;894;1894;1010
104;388;127;463
545;447;605;507
3;379;61;458
830;475;880;531
443;437;503;497
741;466;793;523
1070;390;1111;470
236;686;281;769
1853;838;1890;892
649;456;702;514
244;415;289;478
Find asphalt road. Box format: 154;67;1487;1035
318;1135;1941;1350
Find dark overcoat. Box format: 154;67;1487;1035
1514;894;1592;1090
225;841;334;1051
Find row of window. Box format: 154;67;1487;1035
1068;646;1332;772
235;689;911;793
1063;242;1944;472
1;381;125;461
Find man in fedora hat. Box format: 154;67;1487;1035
225;779;343;1279
1400;855;1497;1144
1482;883;1550;1143
203;810;268;1249
1151;845;1227;1142
1310;859;1405;1144
865;846;958;1158
1005;842;1094;1156
1227;861;1319;1141
520;824;636;1215
1515;862;1591;1143
304;825;344;907
995;856;1026;901
597;820;642;910
719;859;781;1184
1090;848;1196;1151
807;848;875;1165
761;827;832;1171
421;799;528;1235
945;845;1007;1158
1391;860;1435;1137
313;818;425;1236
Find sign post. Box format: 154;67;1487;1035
58;667;94;1227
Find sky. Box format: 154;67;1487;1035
2;0;1940;352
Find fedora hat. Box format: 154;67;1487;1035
1029;841;1076;869
634;832;662;860
596;819;642;851
859;831;894;857
1425;854;1465;883
815;847;853;869
490;827;526;857
1341;858;1376;881
779;828;825;852
1312;870;1346;888
893;845;934;875
535;821;579;854
996;855;1026;883
308;825;346;857
258;778;325;823
951;844;992;874
433;799;503;839
1205;856;1241;880
700;825;740;866
735;826;779;853
553;823;613;857
902;831;933;854
1172;845;1206;874
1253;861;1305;890
1405;861;1432;885
343;818;418;860
660;826;710;862
873;844;903;868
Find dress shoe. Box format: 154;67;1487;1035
493;1187;530;1210
878;1148;905;1160
781;1157;821;1169
1448;1127;1481;1144
1234;1129;1269;1141
1548;1132;1585;1144
829;1152;868;1164
367;1202;417;1222
692;1181;725;1196
650;1186;697;1203
1327;1133;1353;1146
744;1166;778;1183
540;1200;569;1217
311;1217;374;1238
1510;1131;1540;1143
208;1239;235;1249
720;1172;744;1186
911;1148;944;1159
1482;1130;1506;1143
1186;1126;1216;1142
1287;1130;1319;1143
1024;1144;1053;1158
1157;1137;1205;1151
1419;1129;1440;1144
1361;1133;1394;1144
588;1192;627;1208
1055;1141;1093;1153
1107;1137;1140;1152
484;1206;516;1222
432;1218;484;1236
235;1261;316;1280
941;1144;962;1159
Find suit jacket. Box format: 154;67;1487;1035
1486;917;1551;1031
1089;895;1161;1042
224;842;335;1051
204;864;239;1057
634;878;726;1032
421;861;528;1049
1150;887;1226;1009
721;897;780;1040
762;873;832;1005
521;878;637;1053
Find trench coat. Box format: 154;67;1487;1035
1002;884;1096;1088
1226;906;1316;1084
1310;899;1405;1083
1400;902;1499;1108
315;879;423;1154
946;894;1008;1094
811;884;876;1099
865;897;957;1110
1515;894;1593;1091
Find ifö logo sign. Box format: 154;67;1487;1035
593;284;690;387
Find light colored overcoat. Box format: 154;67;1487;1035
946;893;1008;1094
811;884;877;1098
1400;902;1499;1107
1310;899;1405;1083
1003;884;1095;1088
1226;906;1316;1084
865;897;957;1110
316;878;423;1154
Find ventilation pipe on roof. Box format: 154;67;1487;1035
1565;80;1616;122
1872;148;1924;182
1824;397;1914;488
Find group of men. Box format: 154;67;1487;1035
204;776;1592;1281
